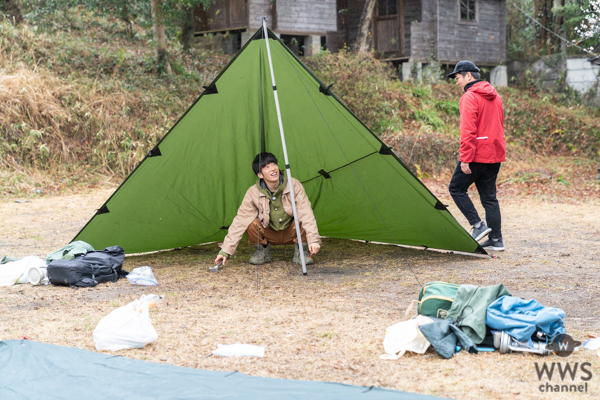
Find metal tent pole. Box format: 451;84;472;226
261;18;308;276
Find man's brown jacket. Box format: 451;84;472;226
220;177;321;256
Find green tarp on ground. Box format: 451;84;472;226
0;340;451;399
74;27;484;256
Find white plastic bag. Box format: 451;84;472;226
583;338;600;354
93;294;162;351
380;315;435;360
126;266;158;286
212;343;265;357
0;256;46;286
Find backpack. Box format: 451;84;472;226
418;282;460;318
47;246;127;287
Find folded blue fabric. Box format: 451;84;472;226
419;318;478;359
486;296;566;341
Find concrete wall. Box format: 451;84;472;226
566;58;600;94
508;56;600;100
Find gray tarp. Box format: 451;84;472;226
0;340;451;399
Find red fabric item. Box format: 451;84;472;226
459;81;506;163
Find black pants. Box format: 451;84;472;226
449;162;502;239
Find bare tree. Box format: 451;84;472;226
179;7;195;52
533;0;555;54
151;0;172;74
355;0;376;53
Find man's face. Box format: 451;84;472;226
455;72;472;90
258;162;280;185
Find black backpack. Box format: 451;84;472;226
47;246;128;287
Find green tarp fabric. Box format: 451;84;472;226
445;284;511;344
73;28;484;256
0;340;450;399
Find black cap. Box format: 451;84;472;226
447;60;480;78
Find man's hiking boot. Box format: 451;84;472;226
480;237;505;251
471;222;492;241
249;243;272;264
293;243;314;265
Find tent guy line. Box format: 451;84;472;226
300;151;379;184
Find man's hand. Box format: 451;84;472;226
308;243;320;257
461;162;471;174
215;254;227;266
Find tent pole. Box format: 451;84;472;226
261;18;308;276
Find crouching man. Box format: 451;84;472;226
214;152;321;266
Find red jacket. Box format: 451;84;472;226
459;81;506;163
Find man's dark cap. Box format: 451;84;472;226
447;60;480;78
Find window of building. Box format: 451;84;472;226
378;0;397;17
460;0;476;20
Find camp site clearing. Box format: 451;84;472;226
1;183;599;400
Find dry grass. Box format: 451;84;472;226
0;64;153;173
0;17;229;183
1;187;600;400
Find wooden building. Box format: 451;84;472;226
334;0;506;66
194;0;337;56
194;0;506;82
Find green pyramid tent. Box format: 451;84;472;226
73;27;485;257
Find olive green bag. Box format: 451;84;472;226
417;282;460;318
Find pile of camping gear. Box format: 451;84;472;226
1;240;164;352
381;281;577;360
0;240;128;288
1;240;160;288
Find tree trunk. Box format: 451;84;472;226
179;7;195;52
0;0;24;24
151;0;172;74
553;0;565;53
120;3;133;37
355;0;376;53
534;0;554;55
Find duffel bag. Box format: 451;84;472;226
47;259;101;287
418;281;460;318
47;246;126;287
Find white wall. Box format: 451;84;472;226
566;58;600;94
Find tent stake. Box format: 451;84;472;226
262;18;308;276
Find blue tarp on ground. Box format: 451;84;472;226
0;340;450;399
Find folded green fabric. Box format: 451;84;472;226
445;284;511;344
46;240;95;265
1;256;23;264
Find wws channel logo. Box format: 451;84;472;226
535;362;593;393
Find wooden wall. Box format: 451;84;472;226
248;0;274;31
194;0;248;32
276;0;337;35
436;0;506;65
409;0;436;60
402;0;421;56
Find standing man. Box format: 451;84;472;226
447;61;506;251
214;152;321;266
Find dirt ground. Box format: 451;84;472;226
1;182;600;400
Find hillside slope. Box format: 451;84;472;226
0;11;599;197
